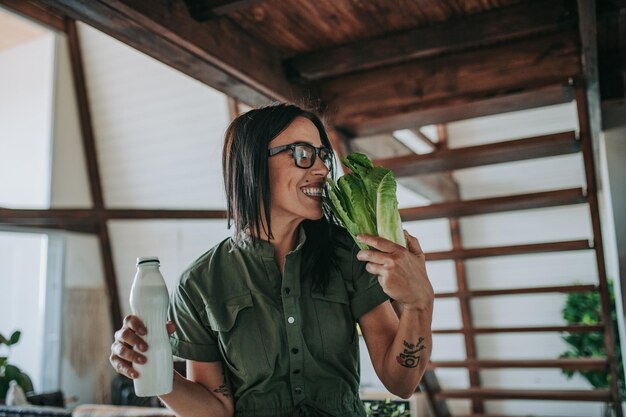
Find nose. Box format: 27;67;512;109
311;153;329;176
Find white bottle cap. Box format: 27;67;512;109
137;256;160;266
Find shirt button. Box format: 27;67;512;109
291;347;299;354
287;316;295;324
284;287;291;295
294;387;302;395
293;369;301;374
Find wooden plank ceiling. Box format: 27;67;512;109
25;0;623;138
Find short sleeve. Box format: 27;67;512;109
348;247;390;319
168;275;222;362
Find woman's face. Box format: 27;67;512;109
267;117;330;225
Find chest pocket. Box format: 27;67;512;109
311;271;357;358
205;292;270;377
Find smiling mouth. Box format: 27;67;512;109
301;187;323;197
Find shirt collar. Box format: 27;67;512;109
235;224;307;258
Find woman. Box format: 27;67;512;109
109;103;434;417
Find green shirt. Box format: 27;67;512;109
168;225;389;417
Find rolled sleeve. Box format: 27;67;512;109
349;251;390;319
168;276;222;362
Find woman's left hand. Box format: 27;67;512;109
356;231;434;312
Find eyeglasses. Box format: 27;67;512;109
267;142;332;169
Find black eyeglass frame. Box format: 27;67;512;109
267;142;332;169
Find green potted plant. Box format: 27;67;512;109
363;398;411;417
0;330;34;403
560;280;625;406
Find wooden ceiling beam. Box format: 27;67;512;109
349;84;575;137
0;0;65;32
40;0;307;107
286;0;576;81
321;30;581;135
374;131;580;178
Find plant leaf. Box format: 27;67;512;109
376;171;406;247
9;330;21;346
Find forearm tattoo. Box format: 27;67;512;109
396;337;426;368
213;367;231;398
213;383;230;398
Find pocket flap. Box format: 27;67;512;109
206;292;253;332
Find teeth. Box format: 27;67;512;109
302;187;323;196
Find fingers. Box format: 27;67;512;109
114;326;147;352
109;354;139;379
357;249;396;267
112;339;146;365
166;321;176;336
123;315;147;336
356;234;403;253
364;261;385;277
404;230;424;256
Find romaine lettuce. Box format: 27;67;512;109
324;153;406;250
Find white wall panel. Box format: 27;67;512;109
77;23;230;209
460;204;592;248
108;219;231;316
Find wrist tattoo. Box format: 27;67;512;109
213;383;230;398
396;337;426;368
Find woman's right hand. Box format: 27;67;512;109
110;315;148;379
109;315;176;379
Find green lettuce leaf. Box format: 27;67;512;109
325;153;406;249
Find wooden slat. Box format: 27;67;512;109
436;124;483;414
434;387;611;401
429;358;607;371
373;131;580;178
41;0;304;107
286;0;576;81
426;239;592;261
0;0;65;32
400;188;586;221
349;83;575;137
105;209;227;219
433;324;605;334
0;208;95;221
576;84;624;414
0;208;227;220
322;31;581;133
66;18;122;328
436;284;598;299
0;222;98;234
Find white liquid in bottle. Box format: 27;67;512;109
129;257;173;396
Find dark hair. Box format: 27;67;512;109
222;102;340;291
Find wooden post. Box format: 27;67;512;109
576;85;624;417
66;18;122;328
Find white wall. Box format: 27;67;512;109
0;31;56;392
0;232;46;391
0;35;54;208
